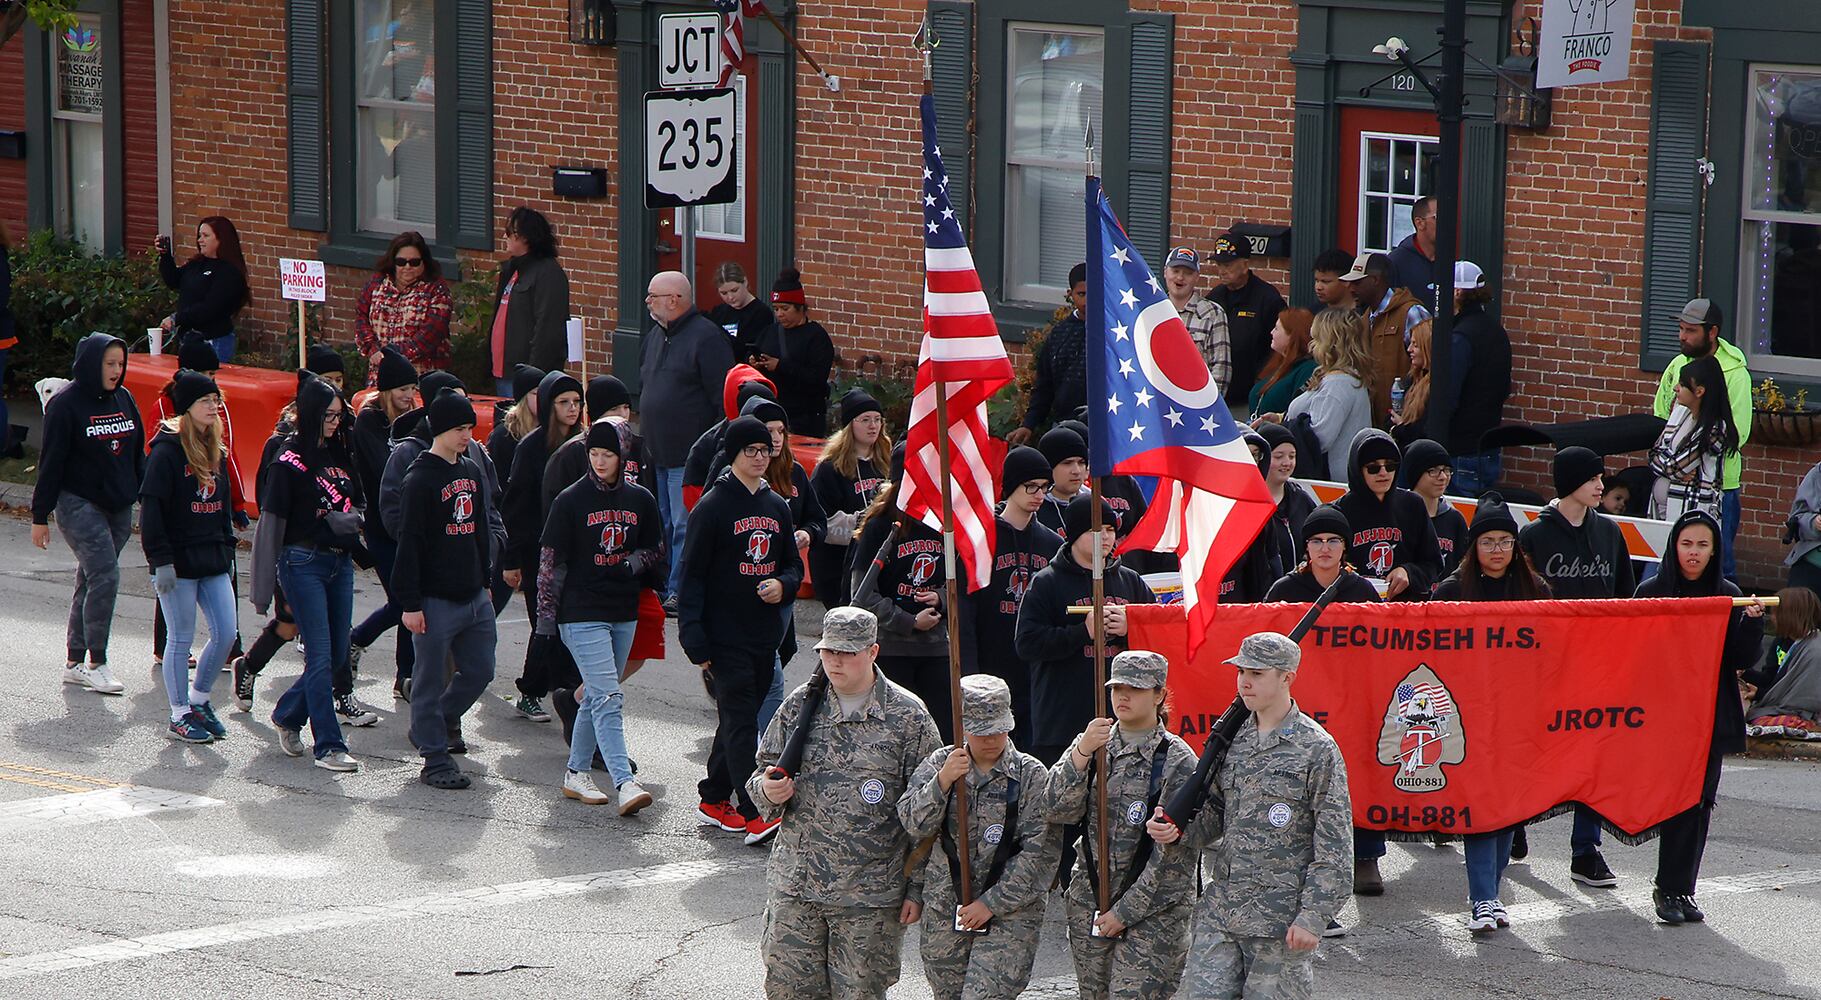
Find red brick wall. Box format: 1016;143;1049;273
121;0;159;250
0;31;29;240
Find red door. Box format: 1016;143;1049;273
1336;107;1438;256
655;64;761;313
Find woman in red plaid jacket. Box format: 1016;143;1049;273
356;232;453;384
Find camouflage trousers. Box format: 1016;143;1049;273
1185;928;1314;999
918;903;1044;1000
761;894;905;1000
1063;896;1191;1000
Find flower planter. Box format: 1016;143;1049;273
1752;407;1821;448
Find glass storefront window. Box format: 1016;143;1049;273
52;16;104;250
356;0;437;238
1357;132;1438;256
1003;24;1104;304
1741;67;1821;374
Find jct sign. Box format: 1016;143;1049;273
1537;0;1637;88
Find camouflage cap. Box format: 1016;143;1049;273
1223;631;1302;673
1106;649;1170;690
960;674;1015;736
815;606;879;653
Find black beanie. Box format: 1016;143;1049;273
1302;504;1350;542
1056;418;1091;443
721;415;771;462
741;394;788;429
1402;439;1451;486
1553;446;1605;500
305;344;344;376
171;370;220;416
1255;420;1294;456
1243;430;1270;475
1000;445;1052;500
375;347;418;392
511;364;546;402
1039;427;1089;469
1468;490;1520;541
586;417;623;457
177;339;220;373
418;369;464;402
427;387;477;436
840;388;882;429
1063;493;1120;544
587;375;631;418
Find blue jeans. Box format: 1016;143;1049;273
1465;829;1517;902
274;546;352;758
209;333;237;363
156;572;237;719
1721;488;1741;582
1572;805;1604;856
1451;451;1501;496
654;465;689;598
560;620;638;786
756;602;792;734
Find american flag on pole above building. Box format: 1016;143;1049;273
1084;176;1274;656
896;94;1015;593
714;0;765;86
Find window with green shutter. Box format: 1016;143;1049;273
1640;41;1710;370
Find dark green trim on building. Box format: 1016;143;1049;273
1640;40;1710;371
22;0;126;255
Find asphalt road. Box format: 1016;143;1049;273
0;510;1816;999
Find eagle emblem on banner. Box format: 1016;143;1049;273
1376;664;1467;792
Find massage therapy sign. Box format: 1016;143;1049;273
1128;598;1733;838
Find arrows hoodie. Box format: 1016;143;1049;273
33;333;145;522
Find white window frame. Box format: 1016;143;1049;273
51;14;105;249
1355;131;1438;256
1003;22;1105;305
354;1;438;240
678;74;746;242
1736;63;1821;379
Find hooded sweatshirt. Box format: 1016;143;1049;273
262;377;364;551
959;512;1062;736
1013;543;1156;749
1518;500;1637;600
543;417;652;518
377;405;505;557
1633;510;1760;756
392;444;493;611
139;427;234;579
676;468;803;662
1431;497;1468;579
33;333;145;521
850;512;950;659
1264;566;1381;604
501;371;583;571
352;396;401;535
1331;429;1441;600
539;465;667;625
683;365;776;505
807;445;888;605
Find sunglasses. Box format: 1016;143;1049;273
394;256;425;268
1364;461;1399;475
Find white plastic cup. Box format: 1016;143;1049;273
148;327;164;356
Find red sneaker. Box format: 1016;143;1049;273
744;816;782;846
696;800;744;833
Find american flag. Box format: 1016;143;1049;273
896;94;1015;593
1084;177;1274;657
1397;682;1455;717
713;0;764;86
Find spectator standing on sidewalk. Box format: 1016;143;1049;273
808;389;890;606
356;232;452;382
1339;252;1429;426
0;221;15;457
1443;262;1511;494
1387;197;1440;310
1654;299;1751;580
1247;307;1317;425
1164;245;1231;395
156;216;250;362
1268;309;1372;481
1207;233;1286;415
640;269;738;605
750;267;836;437
1009;263;1089;446
32;333;142;695
707;261;774;364
488;207;570;396
1312;248;1357;314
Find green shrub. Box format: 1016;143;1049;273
447;277;497;392
5;230;176;386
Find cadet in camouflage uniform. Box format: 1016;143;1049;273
748;606;942;1000
1046;650;1199;1000
1148;632;1353;1000
899;674;1062;1000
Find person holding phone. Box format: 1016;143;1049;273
157;217;250;362
749;268;834;437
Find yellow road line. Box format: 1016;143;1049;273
0;760;119;789
0;773;97;794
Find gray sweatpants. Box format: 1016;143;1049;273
56;495;135;665
409;591;496;769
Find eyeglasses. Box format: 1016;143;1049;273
323;410;345;423
740;445;774;459
1364;461;1399;475
645;292;681;302
394;256;425;268
1423;466;1453;478
1308;537;1346;549
1476;537;1516;552
1018;481;1053;495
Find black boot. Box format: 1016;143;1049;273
1653;889;1686;925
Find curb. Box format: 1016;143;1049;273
1745;736;1821;761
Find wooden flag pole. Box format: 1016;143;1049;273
297;300;307;370
759;6;840;92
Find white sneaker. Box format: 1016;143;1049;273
1491;899;1510;928
276;727;306;757
618;780;654;816
64;663;124;695
1467;901;1498;932
562;770;609;805
314;751;360;773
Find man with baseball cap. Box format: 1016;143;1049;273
1340;251;1430;426
900;673;1061;999
1206;233;1285;414
1149;632;1352;999
750;606;941;1000
1164;245;1232;396
1654;297;1751;579
1444;260;1512;495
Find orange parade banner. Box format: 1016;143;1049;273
1128;598;1733;839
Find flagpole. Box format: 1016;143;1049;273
918;21;975;913
1085;125;1113;923
759;5;840;92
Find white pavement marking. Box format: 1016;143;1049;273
0;787;222;830
0;857;742;980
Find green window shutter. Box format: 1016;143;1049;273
929;1;972;235
1124;13;1172;269
451;0;494;251
286;0;326;232
1641;41;1710;369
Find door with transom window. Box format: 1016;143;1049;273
1337;107;1438;256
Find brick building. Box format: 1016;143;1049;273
5;0;1821;583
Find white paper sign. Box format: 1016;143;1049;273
659;13;721;89
567;316;585;363
279;258;327;302
1537;0;1637;89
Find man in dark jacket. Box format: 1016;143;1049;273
1440;263;1511;495
1013;494;1155;766
1207;233;1286;412
640;270;737;601
1332;429;1441;601
1386;197;1439;310
1009;263;1089;446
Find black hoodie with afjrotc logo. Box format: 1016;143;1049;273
33;333;145;522
850;512;949;659
959;512;1062;742
392;447;494;612
1014;543;1156;750
139;428;234;579
677;470;803;663
540;467;666;625
1331;429;1441;600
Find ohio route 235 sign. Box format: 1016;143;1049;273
643;88;738;209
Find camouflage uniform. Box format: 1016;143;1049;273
747;607;942;1000
899;675;1062;1000
1045;651;1199;1000
1179;633;1353;1000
